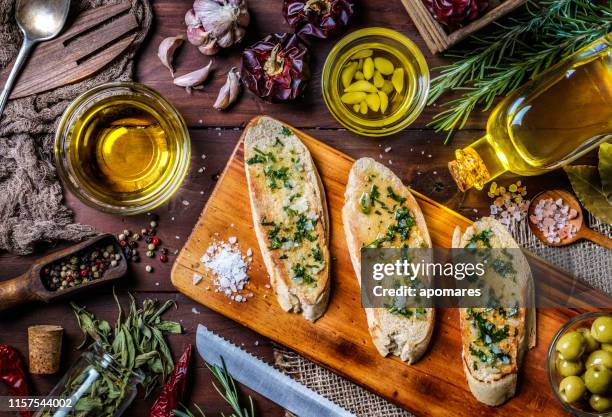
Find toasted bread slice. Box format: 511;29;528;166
244;117;330;322
452;217;536;406
343;157;434;364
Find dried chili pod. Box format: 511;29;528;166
0;345;32;417
423;0;488;26
241;33;311;102
282;0;354;39
149;344;193;417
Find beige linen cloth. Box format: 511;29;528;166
0;0;152;254
275;216;612;417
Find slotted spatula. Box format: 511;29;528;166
0;2;140;100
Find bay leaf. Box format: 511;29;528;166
599;143;612;202
564;165;612;225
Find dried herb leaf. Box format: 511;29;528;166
599;143;612;203
564;165;612;225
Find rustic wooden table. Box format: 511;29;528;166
0;1;597;416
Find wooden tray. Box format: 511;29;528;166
172;117;608;417
400;0;526;54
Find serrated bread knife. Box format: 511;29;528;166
196;324;355;417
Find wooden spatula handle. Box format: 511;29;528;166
0;273;36;314
581;227;612;250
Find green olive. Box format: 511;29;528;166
559;375;586;403
557;358;584;377
577;327;601;353
590;394;612;412
603;343;612;353
556;331;586;361
584;365;612;394
586;350;612;369
592;316;612;343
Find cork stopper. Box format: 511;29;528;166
448;147;490;192
28;325;63;374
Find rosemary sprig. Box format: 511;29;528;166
429;0;612;141
207;357;256;417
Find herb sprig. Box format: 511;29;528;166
208;358;256;417
429;0;612;141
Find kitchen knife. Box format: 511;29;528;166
196;324;355;417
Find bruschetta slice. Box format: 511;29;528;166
244;117;330;322
343;157;434;364
453;217;536;406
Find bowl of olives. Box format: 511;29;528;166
548;312;612;416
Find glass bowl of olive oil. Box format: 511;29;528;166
55;82;190;215
322;27;429;137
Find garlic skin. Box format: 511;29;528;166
173;61;214;93
214;67;241;110
185;0;250;56
158;36;184;77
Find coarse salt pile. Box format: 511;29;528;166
200;240;251;302
488;181;530;229
529;198;578;244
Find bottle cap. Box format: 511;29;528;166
448;148;490;192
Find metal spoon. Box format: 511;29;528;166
528;189;612;249
0;0;70;118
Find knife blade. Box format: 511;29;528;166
196;324;355;417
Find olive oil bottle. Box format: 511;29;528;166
449;34;612;191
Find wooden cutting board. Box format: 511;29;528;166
172;116;609;417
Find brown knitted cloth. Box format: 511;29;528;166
0;0;152;254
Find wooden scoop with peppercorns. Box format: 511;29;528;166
0;234;127;314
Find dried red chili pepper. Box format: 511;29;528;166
241;33;311;102
423;0;488;26
0;345;32;417
149;344;193;417
283;0;354;39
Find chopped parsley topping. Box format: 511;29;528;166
312;245;323;262
467;229;493;249
292;263;316;285
467;308;513;368
387;187;406;204
281;126;292;136
294;214;318;243
366;207;416;248
492;258;516;278
264;166;291;190
246;147;276;165
273;138;284;147
386;305;427;319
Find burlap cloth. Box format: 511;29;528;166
0;0;152;254
274;215;612;417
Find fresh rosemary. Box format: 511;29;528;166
429;0;612;141
175;357;255;417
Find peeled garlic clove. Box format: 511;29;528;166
214;68;241;111
158;36;184;77
173;61;214;93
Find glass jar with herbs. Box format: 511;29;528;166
34;342;143;417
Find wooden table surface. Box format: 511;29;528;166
0;1;598;416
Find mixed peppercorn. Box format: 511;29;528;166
41;242;122;292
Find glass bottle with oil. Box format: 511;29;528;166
449;34;612;192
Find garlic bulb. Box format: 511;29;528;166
185;0;250;56
214;67;241;110
158;36;184;77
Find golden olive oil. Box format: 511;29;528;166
450;34;612;191
69;98;178;206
